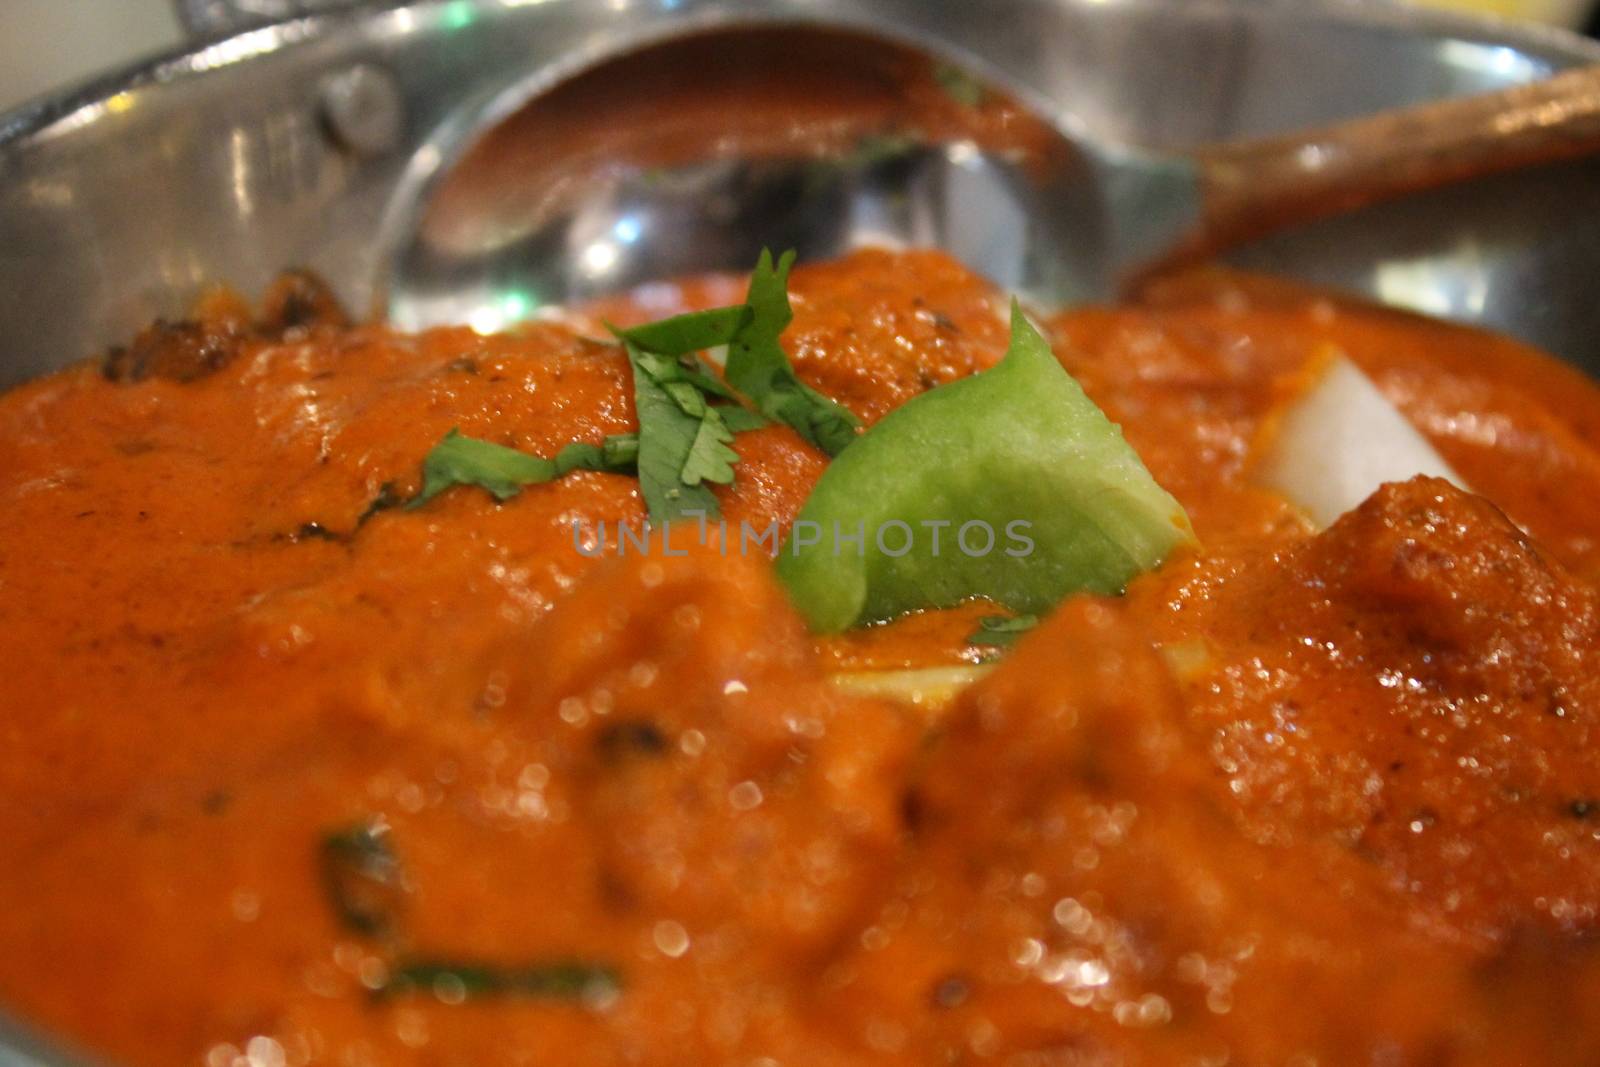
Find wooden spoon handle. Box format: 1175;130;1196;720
1186;64;1600;258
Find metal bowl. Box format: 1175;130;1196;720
3;0;1600;391
1;0;1599;1062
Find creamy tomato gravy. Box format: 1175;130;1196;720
2;250;1600;1066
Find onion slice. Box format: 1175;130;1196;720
829;666;991;711
1257;348;1466;529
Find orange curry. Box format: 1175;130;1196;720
3;249;1600;1066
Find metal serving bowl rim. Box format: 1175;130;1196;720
5;0;1600;157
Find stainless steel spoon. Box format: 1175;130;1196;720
379;24;1600;331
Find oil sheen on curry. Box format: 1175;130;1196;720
3;249;1600;1067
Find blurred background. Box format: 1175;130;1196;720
3;0;181;113
2;0;1599;113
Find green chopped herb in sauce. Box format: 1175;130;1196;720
377;960;621;1002
402;251;844;525
320;820;406;937
613;250;855;455
723;250;860;457
619;305;749;359
624;338;731;523
776;302;1195;633
717;406;770;434
319;822;622;1005
406;429;639;511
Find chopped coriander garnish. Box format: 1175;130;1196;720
560;433;640;473
320;820;405;937
620;305;749;358
317;822;622;1006
625;339;728;523
717;406;769;433
968;614;1040;650
678;361;740;402
406;429;638;510
724;250;860;456
401;251;846;523
626;346;715;417
377;960;621;1002
680;407;741;488
409;430;556;508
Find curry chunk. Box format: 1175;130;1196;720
256;269;350;336
101;269;348;383
1142;476;1600;943
103;316;246;383
827;601;1489;1065
500;547;914;959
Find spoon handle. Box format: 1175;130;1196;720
1186;63;1600;257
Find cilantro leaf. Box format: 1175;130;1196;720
716;406;768;433
599;433;640;470
617;314;740;402
680;408;740;487
968;614;1040;650
621;305;750;358
625;339;723;524
662;380;708;417
678;360;738;402
622;341;735;411
408;429;555;508
724;250;860;456
405;252;828;523
407;429;637;510
554;434;639;476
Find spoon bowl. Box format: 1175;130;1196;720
380;19;1600;334
5;0;1600;390
380;26;1110;331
